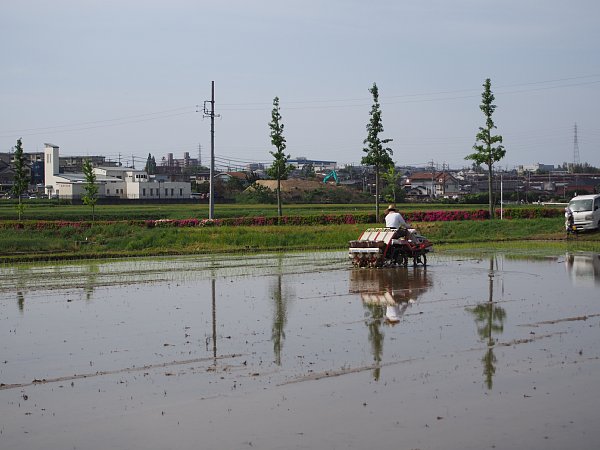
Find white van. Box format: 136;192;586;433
568;194;600;231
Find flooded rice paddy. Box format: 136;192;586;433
1;251;599;450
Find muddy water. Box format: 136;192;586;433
1;251;599;450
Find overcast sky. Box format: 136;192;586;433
1;0;599;171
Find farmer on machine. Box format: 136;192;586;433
385;204;409;229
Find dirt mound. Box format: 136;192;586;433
253;179;336;192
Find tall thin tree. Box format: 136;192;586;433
382;164;401;202
11;138;29;221
362;83;393;219
465;78;506;219
82;159;99;221
267;96;294;218
144;153;156;175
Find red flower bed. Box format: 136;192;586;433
0;208;562;231
405;210;489;222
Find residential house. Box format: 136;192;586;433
404;171;461;198
214;171;248;184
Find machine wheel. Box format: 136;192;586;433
413;254;427;266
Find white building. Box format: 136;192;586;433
288;157;337;171
44;144;191;200
518;163;555;174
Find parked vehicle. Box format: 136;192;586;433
567;194;600;231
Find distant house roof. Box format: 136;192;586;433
406;186;429;196
406;171;458;184
214;171;249;182
223;171;247;180
54;173;122;183
54;174;87;183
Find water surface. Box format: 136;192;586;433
1;251;599;450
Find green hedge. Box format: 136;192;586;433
0;208;562;230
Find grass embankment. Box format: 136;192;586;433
0;223;366;262
1;216;598;263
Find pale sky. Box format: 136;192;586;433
1;0;599;171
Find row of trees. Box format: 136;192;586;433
268;78;506;219
9;78;505;221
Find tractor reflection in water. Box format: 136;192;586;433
349;267;432;380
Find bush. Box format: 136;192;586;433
499;208;561;219
0;208;563;233
236;184;276;204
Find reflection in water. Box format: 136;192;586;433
0;253;343;294
204;278;219;366
466;257;506;390
271;274;288;365
211;278;217;364
350;268;432;380
271;255;292;366
14;265;27;314
565;252;600;287
17;291;24;313
84;263;99;300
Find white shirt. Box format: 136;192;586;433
385;211;407;228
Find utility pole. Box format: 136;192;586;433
430;159;435;198
500;173;503;220
204;81;220;219
442;162;447;196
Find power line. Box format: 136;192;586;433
218;74;600;111
0;110;194;139
3;74;599;138
1;106;194;134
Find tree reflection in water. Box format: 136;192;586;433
17;291;25;313
350;267;432;381
466;256;506;390
84;263;99;301
14;265;27;314
270;255;292;366
364;302;384;381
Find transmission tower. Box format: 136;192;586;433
573;123;580;167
